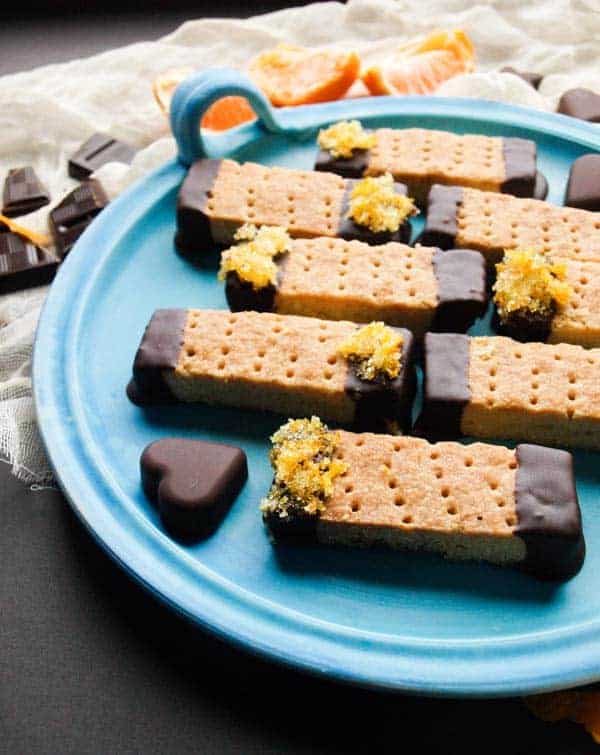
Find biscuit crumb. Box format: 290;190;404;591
218;224;290;289
493;248;572;321
317;119;376;159
261;417;347;518
338;321;403;380
347;173;417;233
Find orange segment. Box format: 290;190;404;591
248;43;360;106
152;67;256;132
362;29;475;96
525;691;600;744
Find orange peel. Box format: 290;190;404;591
525;690;600;744
0;214;50;247
362;29;475;96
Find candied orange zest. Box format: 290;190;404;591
0;214;49;247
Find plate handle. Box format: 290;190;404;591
170;67;286;165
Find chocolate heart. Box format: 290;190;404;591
140;438;247;539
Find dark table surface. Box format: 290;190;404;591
0;7;596;753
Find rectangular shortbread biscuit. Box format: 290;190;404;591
263;431;584;581
128;309;416;431
418;333;600;450
315;128;539;204
494;258;600;348
224;237;487;338
176;158;412;255
420;184;600;266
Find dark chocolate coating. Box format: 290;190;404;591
337;179;412;245
500;67;544;90
564;154;600;211
515;443;585;581
2;166;50;217
431;248;487;332
175;159;222;255
314;148;370;178
415;332;470;439
49;179;109;258
0;232;59;293
491;304;554;343
141;438;247;539
262;498;318;544
224;252;288;313
68;132;136;181
557;88;600;123
533;171;549;201
418;185;463;250
344;326;416;433
501;138;537;198
127;309;188;406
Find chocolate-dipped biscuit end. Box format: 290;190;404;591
418;185;462;250
565;154;600;211
337;179;412;245
515;444;585;581
501;138;537;198
415;332;470;439
225;272;277;313
491;305;554;343
175;159;222;255
128;309;188;406
431;248;487;333
141;438;247;539
314;148;370;179
344;327;416;433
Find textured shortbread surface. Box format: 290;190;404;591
367;128;505;196
456;189;600;265
463;336;600;448
275;237;437;335
206;159;347;244
317;432;525;564
165;309;359;422
551;260;600;347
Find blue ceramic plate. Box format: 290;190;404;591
34;69;600;696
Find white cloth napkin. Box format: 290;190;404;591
1;0;599;484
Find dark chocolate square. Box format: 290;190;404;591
557;88;600;123
0;232;59;293
68;133;136;180
564;154;600;211
2;167;50;218
49;179;109;258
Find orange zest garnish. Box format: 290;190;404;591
248;43;360;106
0;214;50;247
362;29;475;96
152;67;256;132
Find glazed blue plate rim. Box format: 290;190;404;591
33;94;600;697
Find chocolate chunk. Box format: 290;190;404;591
500;67;543;90
431;248;487;332
127;309;188;406
415;332;470;439
176;158;222;256
418;185;462;249
533;171;549;201
141;438;247;539
515;444;585;581
49;179;109;258
491;304;554;343
2;167;50;217
68;132;136;180
501;138;537;198
565;154;600;211
337;179;412;245
344;327;416;433
314;148;370;178
557;88;600;123
0;232;58;293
